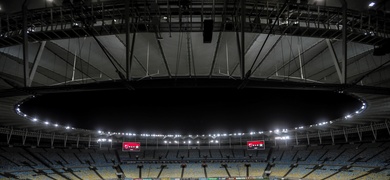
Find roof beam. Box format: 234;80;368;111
155;36;172;78
339;0;347;84
28;41;46;87
22;1;29;88
125;0;130;80
240;0;246;79
326;39;343;84
115;34;146;74
208;31;224;78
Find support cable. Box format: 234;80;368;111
87;28;134;90
238;0;289;89
247;0;289;77
351;57;390;86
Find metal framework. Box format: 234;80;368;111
1;0;389;48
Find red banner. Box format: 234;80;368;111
122;142;141;152
247;140;265;150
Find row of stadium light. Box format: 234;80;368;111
97;131;267;138
275;136;290;140
16;105;75;130
16;100;366;137
97;138;112;142
12;109;270;139
345;103;366;119
163;140;219;144
163;140;200;144
291;102;367;130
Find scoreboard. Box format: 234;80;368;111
122;142;141;152
247;140;265;150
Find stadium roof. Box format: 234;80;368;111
0;0;390;140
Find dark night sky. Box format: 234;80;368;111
20;88;362;135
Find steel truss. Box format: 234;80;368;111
0;0;389;48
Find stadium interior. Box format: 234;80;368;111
1;0;390;179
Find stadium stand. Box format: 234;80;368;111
0;140;390;180
183;163;205;178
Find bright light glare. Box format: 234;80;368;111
369;2;375;7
